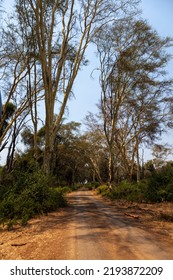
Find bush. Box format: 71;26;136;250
97;185;110;196
109;181;144;202
0;170;67;229
54;186;72;194
99;163;173;203
90;182;100;188
97;180;149;202
144;164;173;202
81;182;100;190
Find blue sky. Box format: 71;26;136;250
66;0;173;161
139;0;173;159
141;0;173;37
67;0;173;125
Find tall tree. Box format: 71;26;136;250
14;0;140;174
0;15;35;149
0;4;44;164
95;19;173;185
84;112;108;184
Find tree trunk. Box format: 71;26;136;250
6;121;17;172
90;157;103;185
136;138;140;183
43;107;54;174
108;147;114;190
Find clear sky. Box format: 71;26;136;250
66;0;173;162
139;0;173;160
67;0;173;125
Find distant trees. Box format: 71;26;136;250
84;112;108;184
54;122;89;185
20;121;95;185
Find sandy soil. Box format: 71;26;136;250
0;190;173;260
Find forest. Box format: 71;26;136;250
0;0;173;229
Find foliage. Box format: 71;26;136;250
53;122;95;185
110;181;145;201
97;185;110;196
0;168;67;229
76;182;100;190
0;102;16;138
86;182;100;190
97;181;147;202
145;163;173;202
97;163;173;203
54;186;72;194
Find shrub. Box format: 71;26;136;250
110;164;173;203
144;164;173;202
97;180;149;202
110;181;143;201
97;185;110;196
82;182;99;190
0;170;67;229
89;182;100;189
96;163;173;203
54;186;72;194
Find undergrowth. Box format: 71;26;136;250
97;163;173;203
0;167;67;230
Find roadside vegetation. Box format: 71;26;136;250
97;161;173;203
0;164;67;229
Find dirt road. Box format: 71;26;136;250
0;190;173;259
